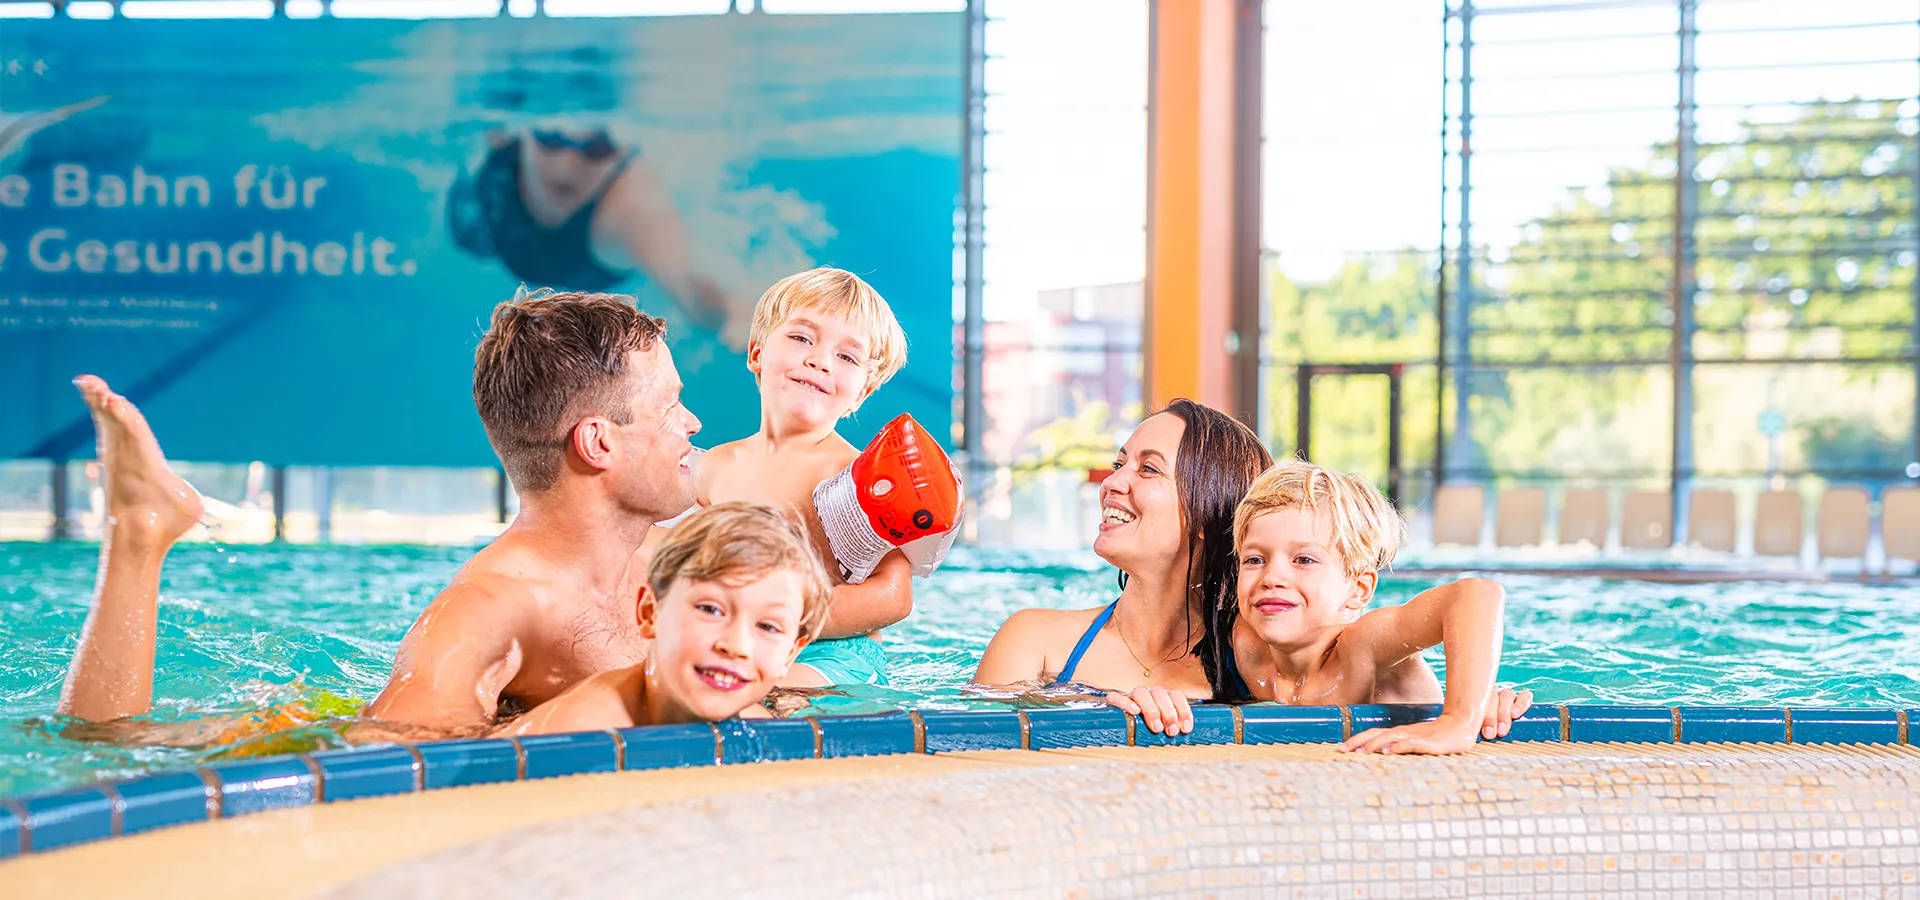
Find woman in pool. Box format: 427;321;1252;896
974;399;1271;700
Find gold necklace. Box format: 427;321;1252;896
1112;613;1190;678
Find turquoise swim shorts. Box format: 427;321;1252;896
794;636;890;686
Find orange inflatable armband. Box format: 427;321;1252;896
813;414;964;583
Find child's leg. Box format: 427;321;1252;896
56;376;203;723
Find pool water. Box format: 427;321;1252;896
2;541;1918;797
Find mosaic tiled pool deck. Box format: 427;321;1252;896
330;744;1920;898
4;704;1920;897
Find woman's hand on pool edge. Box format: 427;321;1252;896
1106;686;1194;736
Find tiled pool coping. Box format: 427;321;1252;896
1;703;1912;860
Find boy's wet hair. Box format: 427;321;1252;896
747;267;907;410
646;502;834;642
473;287;666;493
1232;459;1406;577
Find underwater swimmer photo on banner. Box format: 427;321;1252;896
0;14;961;466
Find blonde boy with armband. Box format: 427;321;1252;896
670;267;961;688
1111;460;1533;755
494;502;833;737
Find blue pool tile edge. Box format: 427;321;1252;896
1566;704;1679;743
1025;707;1131;749
5;703;1918;860
919;709;1024;752
513;731;622;780
817;712;918;758
0;800;21;860
206;756;321;818
1678;706;1788;744
1784;707;1903;745
15;787;117;853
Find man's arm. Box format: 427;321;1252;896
815;551;913;639
357;583;531;736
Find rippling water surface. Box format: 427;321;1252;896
3;541;1917;796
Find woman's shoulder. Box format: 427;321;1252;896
998;604;1111;639
977;604;1115;683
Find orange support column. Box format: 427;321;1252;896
1146;0;1262;424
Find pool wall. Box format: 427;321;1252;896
2;703;1914;860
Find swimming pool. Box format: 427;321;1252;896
3;540;1918;797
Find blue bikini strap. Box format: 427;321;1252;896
1053;600;1119;686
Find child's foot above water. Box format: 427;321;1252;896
73;375;202;550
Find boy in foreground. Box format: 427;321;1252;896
494;502;833;735
1112;460;1533;755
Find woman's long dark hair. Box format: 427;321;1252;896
1117;399;1271;701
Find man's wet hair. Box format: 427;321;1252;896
473;287;666;492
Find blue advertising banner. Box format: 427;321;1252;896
0;14;959;467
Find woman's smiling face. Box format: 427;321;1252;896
1093;412;1188;575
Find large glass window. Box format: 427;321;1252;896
1264;0;1920;550
968;0;1148;547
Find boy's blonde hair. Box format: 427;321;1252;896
1233;459;1405;577
647;502;834;642
748;267;908;407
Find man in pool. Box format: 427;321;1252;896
58;287;705;737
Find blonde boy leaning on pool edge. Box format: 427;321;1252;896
659;267;913;688
1112;459;1534;755
493;502;834;737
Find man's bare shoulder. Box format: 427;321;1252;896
426;540;556;628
